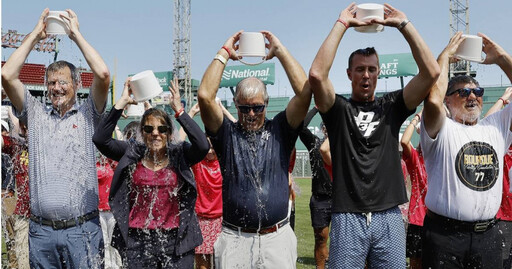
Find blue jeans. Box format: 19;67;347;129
328;207;406;268
29;216;104;269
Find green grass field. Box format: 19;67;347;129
294;177;319;269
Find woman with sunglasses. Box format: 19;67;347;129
93;77;209;268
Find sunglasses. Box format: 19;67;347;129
142;125;170;134
448;87;485;97
237;105;266;114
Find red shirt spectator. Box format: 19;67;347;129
497;148;512;221
192;159;223;218
2;135;29;217
402;147;428;226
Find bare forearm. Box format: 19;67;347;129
497;53;512;84
402;23;439;82
197;49;227;133
2;33;40;81
310;22;346;83
401;23;440;109
73;33;110;82
276;47;308;97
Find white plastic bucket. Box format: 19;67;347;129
46;11;69;35
238;32;267;65
455;35;483;63
125;103;145;117
355;3;384;33
130;70;163;102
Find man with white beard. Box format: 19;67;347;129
420;32;512;268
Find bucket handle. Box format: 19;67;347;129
238;56;267;66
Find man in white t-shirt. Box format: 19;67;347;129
421;32;512;268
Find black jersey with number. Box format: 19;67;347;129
321;90;414;213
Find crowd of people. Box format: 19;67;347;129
1;3;512;269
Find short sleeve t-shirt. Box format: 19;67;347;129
208;111;298;228
192;158;223;219
420;104;512;221
321;90;414;213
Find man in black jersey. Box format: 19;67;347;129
309;3;439;268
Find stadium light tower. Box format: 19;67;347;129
449;0;476;77
173;0;193;107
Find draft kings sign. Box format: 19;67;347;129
378;53;418;78
220;63;275;88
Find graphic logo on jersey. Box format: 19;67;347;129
454;141;499;191
354;111;379;137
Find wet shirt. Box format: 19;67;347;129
129;162;180;230
420;104;512;221
15;89;102;220
299;130;332;198
192;158;223;218
208;111;298;228
2;136;30;217
321;91;413;213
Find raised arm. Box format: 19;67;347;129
1;9;49;111
177;103;200;141
259;31;310;129
309;3;368;113
198;31;242;134
423;32;465;139
373;4;440;110
93;78;136;161
480;33;512;83
319;138;332;166
219;100;237;123
401;110;421;158
62;9;110;113
484;87;512;117
169;78;209;164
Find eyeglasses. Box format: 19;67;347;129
237;104;266;114
142;125;170;134
448;87;485;97
47;80;70;88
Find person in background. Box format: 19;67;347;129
177;102;230;269
122;121;141;142
484;87;512;269
1;119;17;268
198;30;311;268
96;152;123;269
3;118;30;269
93;77;209;268
298;107;332;269
2;8;110;268
400;110;428;269
309;3;439;267
420;32;512;268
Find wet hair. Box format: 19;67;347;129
46;60;81;85
140;108;174;141
348;47;379;70
123;121;140;141
234;77;269;104
446;75;480;96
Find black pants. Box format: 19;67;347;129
126;228;194;269
422;213;502;269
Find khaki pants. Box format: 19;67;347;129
13;215;29;269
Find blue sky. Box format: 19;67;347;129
2;0;511;102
